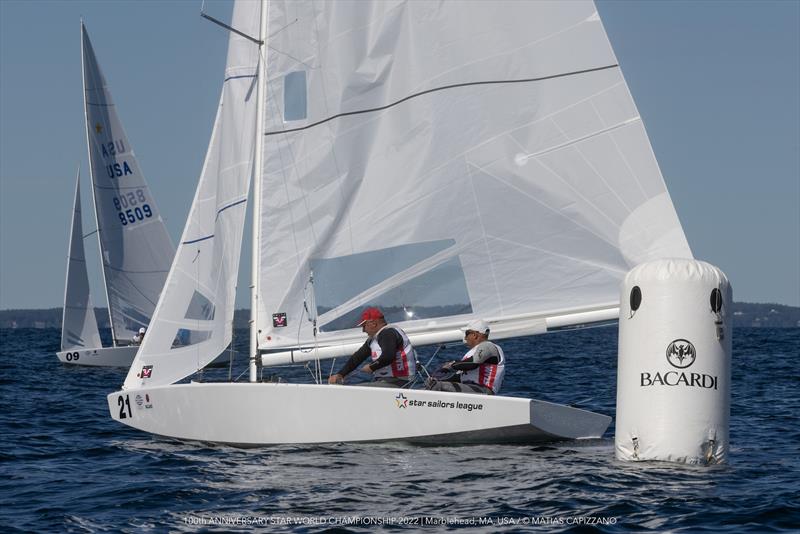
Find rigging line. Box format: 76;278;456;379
83;229;98;239
261;18;312;70
111;269;159;308
264;64;620;137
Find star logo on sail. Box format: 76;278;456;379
95;123;103;134
395;392;408;408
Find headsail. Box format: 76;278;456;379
61;170;102;351
81;23;175;345
256;0;692;359
122;1;261;389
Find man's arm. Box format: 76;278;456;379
336;340;372;377
451;342;500;371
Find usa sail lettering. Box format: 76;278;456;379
105;161;133;179
100;139;125;158
113;189;153;226
100;139;134;179
640;371;718;390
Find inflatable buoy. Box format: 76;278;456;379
616;259;732;464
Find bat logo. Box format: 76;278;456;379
666;339;696;369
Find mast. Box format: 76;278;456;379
249;0;269;382
80;22;116;347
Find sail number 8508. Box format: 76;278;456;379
113;189;152;226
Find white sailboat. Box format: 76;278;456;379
59;169;105;364
108;0;692;444
58;23;176;367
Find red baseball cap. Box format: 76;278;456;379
357;307;384;326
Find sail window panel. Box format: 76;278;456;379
171;329;212;349
184;290;216;321
319;256;472;332
312;239;457;315
284;71;307;121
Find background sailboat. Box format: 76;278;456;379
57;23;175;366
59;170;103;364
109;0;691;445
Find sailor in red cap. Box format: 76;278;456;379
328;307;417;387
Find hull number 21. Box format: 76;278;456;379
117;395;133;419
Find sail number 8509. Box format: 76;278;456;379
117;395;133;419
113;189;152;226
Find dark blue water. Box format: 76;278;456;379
1;327;798;532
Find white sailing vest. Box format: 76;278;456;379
369;324;417;379
460;342;505;394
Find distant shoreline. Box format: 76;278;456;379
1;302;798;329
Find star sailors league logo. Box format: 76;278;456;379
666;339;696;369
395;392;408;408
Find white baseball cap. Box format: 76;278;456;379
460;319;489;335
138;327;146;334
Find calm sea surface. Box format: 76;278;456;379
1;327;798;532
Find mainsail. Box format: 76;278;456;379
122;1;261;389
61;171;102;351
81;23;175;345
255;0;692;358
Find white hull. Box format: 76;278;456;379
108;382;611;446
57;346;139;367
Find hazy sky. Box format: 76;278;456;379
1;0;798;310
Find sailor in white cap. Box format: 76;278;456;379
426;319;505;395
132;327;147;345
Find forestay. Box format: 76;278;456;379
122;1;261;390
81;23;175;344
61;171;102;351
255;0;692;357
